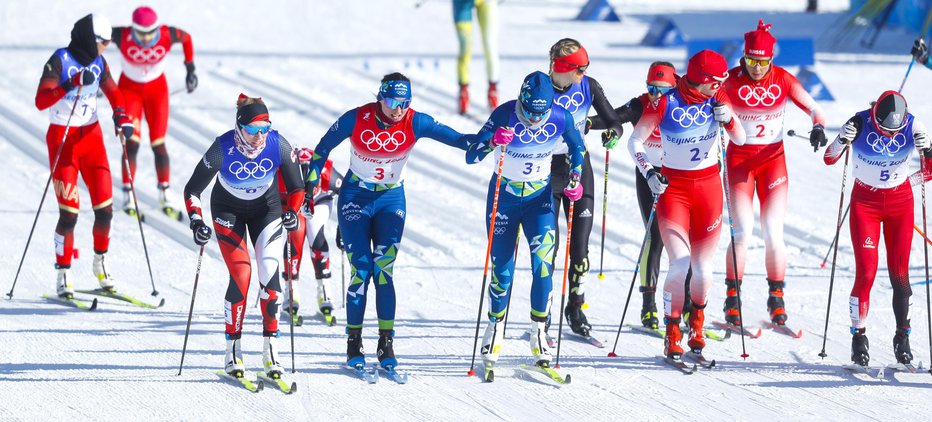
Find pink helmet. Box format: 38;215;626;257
132;6;159;33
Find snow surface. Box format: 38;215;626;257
3;0;932;420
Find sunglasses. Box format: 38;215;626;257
567;63;589;75
95;35;111;45
521;106;547;123
134;28;158;37
646;85;673;96
383;97;411;110
745;57;772;67
240;123;272;135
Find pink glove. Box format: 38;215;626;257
564;171;583;202
491;126;514;147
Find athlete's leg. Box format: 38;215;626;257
46;124;80;268
486;179;523;321
687;174;724;309
453;0;474;87
143;75;171;186
247;207;286;337
118;76;144;187
475;0;499;84
848;186;882;331
883;186;914;331
657;180;691;320
756;147;789;282
370;188;406;332
565;154;594;306
339;185;375;330
78;124;113;255
212;205;251;338
725;144;756;281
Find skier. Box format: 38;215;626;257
279;147;344;326
34;14;134;299
112;6;197;220
626;50;745;359
720;20;827;327
472;71;586;376
305;73;472;371
589;61;690;330
182;94;304;379
453;0;500;114
910;38;932;70
823;91;929;366
547;38;624;338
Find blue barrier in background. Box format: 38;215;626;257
640;17;685;46
575;0;621;22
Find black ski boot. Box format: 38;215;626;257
640;287;659;329
767;280;788;325
723;279;742;325
851;328;870;366
565;297;592;337
346;328;365;367
377;329;397;369
893;327;912;364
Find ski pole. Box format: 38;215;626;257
467;145;506;377
554;201;575;369
900;10;932;94
820;204;851;269
285;232;296;374
341;248;346;309
118;132;159;297
608;194;658;357
178;245;205;376
919;155;932;375
720;124;749;359
8;87;83;300
819;146;851;359
598;150;610;281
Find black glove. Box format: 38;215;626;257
282;210;299;232
184;61;198;93
584;117;592;135
303;180;316;216
601;125;623;149
335;227;344;251
809;124;827;152
191;218;212;246
912;38;929;64
61;69;95;92
112;108;134;139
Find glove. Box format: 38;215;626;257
190;218;212;246
584;117;592;135
491;126;514;147
916;131;930;151
713;101;732;125
112;108;134;139
810;124;827;152
282;210;299;231
840;121;858;145
912;38;929;64
564;170;583;202
335;227;344;251
61;69;95;92
601;126;623;150
303;180;317;216
646;167;669;195
184;61;198;93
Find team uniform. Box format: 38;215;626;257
112;7;195;217
279;148;344;324
453;0;500;113
721;62;826;325
823;93;928;366
35;14;130;297
308;95;470;369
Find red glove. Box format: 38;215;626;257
61;69;95;92
113;108;134;139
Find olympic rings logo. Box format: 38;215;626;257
670;104;712;128
344;213;361;221
66;64;102;81
126;45;167;63
228;158;274;180
360;129;406;152
554;92;586;113
865;132;907;156
737;84;782;107
514;122;558;144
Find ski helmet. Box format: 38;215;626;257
132;6;159;33
92;14;112;43
871;90;908;134
686;50;728;85
519;71;554;115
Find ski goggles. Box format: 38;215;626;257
95;34;111;45
239;123;272;135
646;85;673;96
382;97;411;110
521;106;548;123
745;57;772;67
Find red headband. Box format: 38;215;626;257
647;64;676;85
552;46;589;73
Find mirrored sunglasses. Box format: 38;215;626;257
383;97;411;110
240;123;272;135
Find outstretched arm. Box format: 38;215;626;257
562;108;587;173
627;98;665;177
278;135;305;213
466;103;512;164
308;110;356;188
412;112;469;150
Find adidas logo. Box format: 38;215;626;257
578;208;592;218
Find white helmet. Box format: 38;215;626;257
91;14;112;43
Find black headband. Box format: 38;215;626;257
236;103;270;126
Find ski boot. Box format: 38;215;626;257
377;329;397;369
346;328;365;367
458;84;469;115
663;317;684;359
686;305;706;353
224;336;246;377
487;82;499;109
893;327;912;365
723;279;742;325
158;183;183;222
281;275;301;325
851;328;870;366
767;279;788;325
479;319;504;380
564;297;592;337
262;335;284;378
316;278;336;326
530;320;553;367
55;264;74;299
121;186;143;221
92;253;116;291
640;287;659;329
